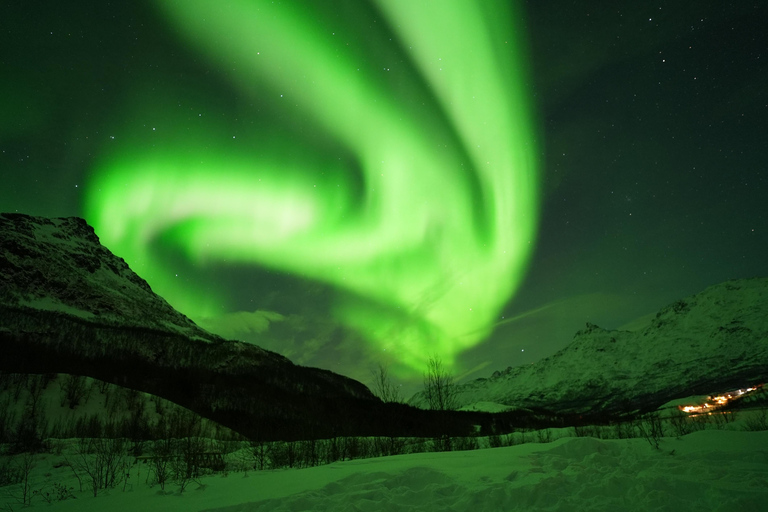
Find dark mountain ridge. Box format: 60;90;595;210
0;212;523;440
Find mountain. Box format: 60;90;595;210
427;277;768;414
0;213;398;440
0;213;220;341
1;212;523;440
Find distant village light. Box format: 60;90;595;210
678;384;763;414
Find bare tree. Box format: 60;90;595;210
61;375;86;409
370;363;402;403
66;437;127;497
13;452;36;506
423;355;458;411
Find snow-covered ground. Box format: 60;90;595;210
3;425;767;512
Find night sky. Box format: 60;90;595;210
2;1;766;396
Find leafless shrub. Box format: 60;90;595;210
249;439;268;470
12;408;48;454
4;452;36;506
423;355;458;411
636;413;664;450
611;420;636;439
572;424;600;438
743;409;768;431
171;436;207;493
148;442;172;491
712;410;738;429
66;437;127;497
0;457;22;487
453;435;479;451
343;436;367;460
60;375;86;409
536;428;553;443
33;482;76;504
508;431;527;446
429;435;453;452
370;363;402;403
668;410;696;438
262;442;283;470
374;436;406;456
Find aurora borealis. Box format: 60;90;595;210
84;0;538;372
2;1;766;392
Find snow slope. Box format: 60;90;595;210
2;429;767;512
0;213;219;341
432;278;768;414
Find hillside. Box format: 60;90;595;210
1;213;527;440
0;213;383;440
0;213;218;341
419;278;768;414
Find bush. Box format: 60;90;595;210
33;482;77;503
149;441;172;491
4;452;36;506
0;456;23;486
742;410;768;431
11;411;48;454
250;439;269;470
61;375;86;409
668;410;695;438
572;424;601;439
712;410;738;429
428;435;453;452
453;436;479;451
611;420;635;439
171;436;207;493
535;428;553;444
267;442;288;470
66;437;127;497
636;413;664;450
423;356;458;411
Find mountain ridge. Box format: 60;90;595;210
0;212;219;342
427;277;768;414
1;212;517;440
0;213;388;439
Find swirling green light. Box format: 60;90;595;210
84;0;538;373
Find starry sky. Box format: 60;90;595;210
2;1;766;396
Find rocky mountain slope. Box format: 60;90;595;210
1;212;519;440
430;277;768;414
0;213;381;439
0;213;217;341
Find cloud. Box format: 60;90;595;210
198;309;285;339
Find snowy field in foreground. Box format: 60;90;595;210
3;429;767;512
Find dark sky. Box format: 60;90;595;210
2;1;765;396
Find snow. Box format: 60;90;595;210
3;429;767;512
458;401;517;413
4;217;768;511
21;297;95;320
658;395;712;411
446;278;768;414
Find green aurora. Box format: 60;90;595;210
84;0;538;372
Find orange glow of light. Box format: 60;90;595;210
678;384;764;415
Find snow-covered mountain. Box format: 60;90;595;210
421;278;768;414
0;212;219;341
0;213;395;440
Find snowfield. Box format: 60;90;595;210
3;429;767;512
